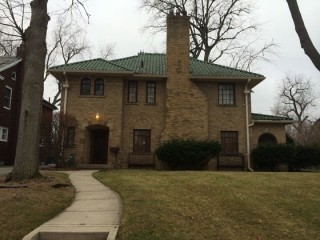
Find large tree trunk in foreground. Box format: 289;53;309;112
10;0;49;180
286;0;320;71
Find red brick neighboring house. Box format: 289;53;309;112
0;57;23;165
0;56;57;165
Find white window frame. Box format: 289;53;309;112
4;86;12;110
0;127;9;142
0;75;4;81
11;72;16;80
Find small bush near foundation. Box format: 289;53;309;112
290;146;320;171
155;139;221;170
252;144;296;171
252;144;320;171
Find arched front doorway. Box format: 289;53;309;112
86;124;109;164
258;133;277;145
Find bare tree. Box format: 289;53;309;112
286;0;320;72
273;73;318;145
3;0;89;180
141;0;275;69
46;19;91;106
8;0;49;180
0;0;29;55
40;111;77;167
97;42;116;60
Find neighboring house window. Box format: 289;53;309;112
219;83;235;105
0;127;9;142
146;81;156;103
133;129;151;152
94;78;104;96
128;81;138;103
80;78;91;95
11;72;16;80
4;86;12;110
66;127;75;146
221;131;238;154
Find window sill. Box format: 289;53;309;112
126;102;139;105
78;95;106;98
144;102;158;106
3;106;11;110
0;140;8;142
217;104;237;107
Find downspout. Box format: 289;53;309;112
62;72;69;114
60;72;69;164
245;79;254;172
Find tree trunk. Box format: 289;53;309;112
286;0;320;71
10;0;49;180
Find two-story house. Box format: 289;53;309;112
0;57;23;165
0;55;57;165
48;11;293;170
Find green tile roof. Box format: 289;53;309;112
49;53;264;79
50;58;132;72
252;113;294;121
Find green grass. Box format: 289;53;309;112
0;171;75;240
94;170;320;240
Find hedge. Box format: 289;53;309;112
252;144;320;171
155;139;221;170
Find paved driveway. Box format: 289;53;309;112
0;166;13;178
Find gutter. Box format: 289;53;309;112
245;79;254;172
62;72;69;114
253;120;296;124
0;59;22;72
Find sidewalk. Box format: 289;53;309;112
23;170;122;240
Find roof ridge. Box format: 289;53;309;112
51;58;107;69
190;57;264;77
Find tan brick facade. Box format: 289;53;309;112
54;12;289;170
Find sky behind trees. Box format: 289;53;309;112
44;0;320;118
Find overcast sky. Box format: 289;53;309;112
45;0;320;118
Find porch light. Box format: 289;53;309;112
95;113;100;120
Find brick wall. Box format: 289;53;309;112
0;63;22;165
161;13;209;141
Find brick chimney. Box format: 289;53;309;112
166;10;190;89
161;10;209;141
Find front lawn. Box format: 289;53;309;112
94;170;320;240
0;171;75;240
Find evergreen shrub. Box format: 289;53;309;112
155;139;221;170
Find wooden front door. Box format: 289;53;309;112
91;130;108;164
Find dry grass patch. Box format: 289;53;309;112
0;171;75;240
94;170;320;240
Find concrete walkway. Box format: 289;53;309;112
23;170;122;240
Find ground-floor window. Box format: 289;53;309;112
0;126;9;142
66;127;75;146
133;129;151;152
221;131;238;154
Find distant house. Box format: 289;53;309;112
48;11;294;170
0;56;57;165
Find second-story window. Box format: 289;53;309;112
4;86;12;110
128;81;138;103
94;78;104;96
218;83;235;105
80;78;91;95
146;81;156;104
